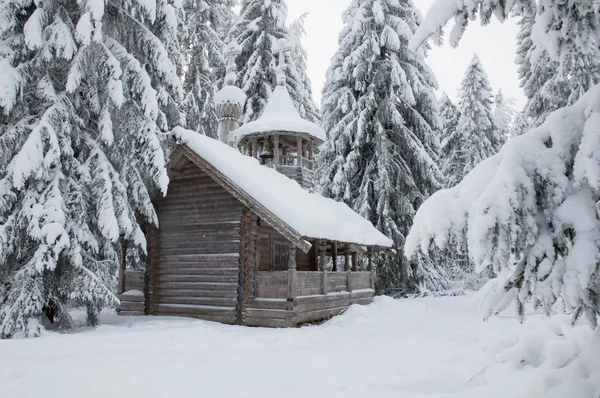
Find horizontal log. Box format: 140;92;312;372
244;317;291;328
295;297;351;313
156;274;239;284
158;254;239;264
245;308;292;319
154;281;238;290
295;292;352;304
118;301;145;312
296;287;321;296
152;288;237;299
159;221;241;231
157;262;240;270
156;296;236;307
154;303;236;315
294;307;347;325
159;246;240;255
156;267;239;276
247;298;288;310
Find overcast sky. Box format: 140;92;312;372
286;0;525;109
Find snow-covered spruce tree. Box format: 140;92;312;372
515;0;600;128
442;55;496;188
492;89;515;142
510;111;530;137
438;93;459;146
318;0;447;295
0;0;182;337
407;0;600;325
181;0;234;137
288;13;320;123
227;0;318;123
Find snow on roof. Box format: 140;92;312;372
175;128;393;248
214;85;247;106
234;86;326;142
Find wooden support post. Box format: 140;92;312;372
273;134;280;165
118;236;128;295
332;242;338;272
296;136;303;167
319;240;328;295
352;252;357;272
345;244;352;293
308;140;314;170
287;247;297;310
367;247;375;290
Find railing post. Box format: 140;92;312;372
287;247;297;311
296;136;303;167
332;242;338;272
344;244;352;293
273;134;280;165
319;240;328;295
367;247;374;290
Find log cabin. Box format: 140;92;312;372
116;45;393;327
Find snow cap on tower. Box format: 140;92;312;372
214;41;247;146
234;38;325;143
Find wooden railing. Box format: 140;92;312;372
255;271;373;299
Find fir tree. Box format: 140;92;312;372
515;2;600;127
228;0;318;123
318;0;446;295
181;0;233;137
0;0;182;337
437;92;459;181
407;0;600;325
288;13;320;123
443;55;496;188
492;89;516;142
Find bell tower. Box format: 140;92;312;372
214;41;246;146
233;39;325;190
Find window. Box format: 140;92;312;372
273;243;290;270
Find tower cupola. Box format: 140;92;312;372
233;39;325;190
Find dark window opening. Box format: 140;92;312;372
273;243;289;270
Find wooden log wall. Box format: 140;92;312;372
148;158;244;324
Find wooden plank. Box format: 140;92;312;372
247;299;288;310
157;262;239;270
156;267;239;276
154;289;237;299
154;303;236;314
245;317;291;328
158;254;239;263
157;296;236;307
295;297;351;313
155;274;239;284
245;308;291;319
295;292;352;305
118;301;145;312
294;307;347;325
154;281;238;290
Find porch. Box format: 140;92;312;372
245;270;375;327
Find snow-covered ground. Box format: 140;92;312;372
1;295;598;398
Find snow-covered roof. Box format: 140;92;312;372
214;85;247;106
234;86;326;142
174;128;392;248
